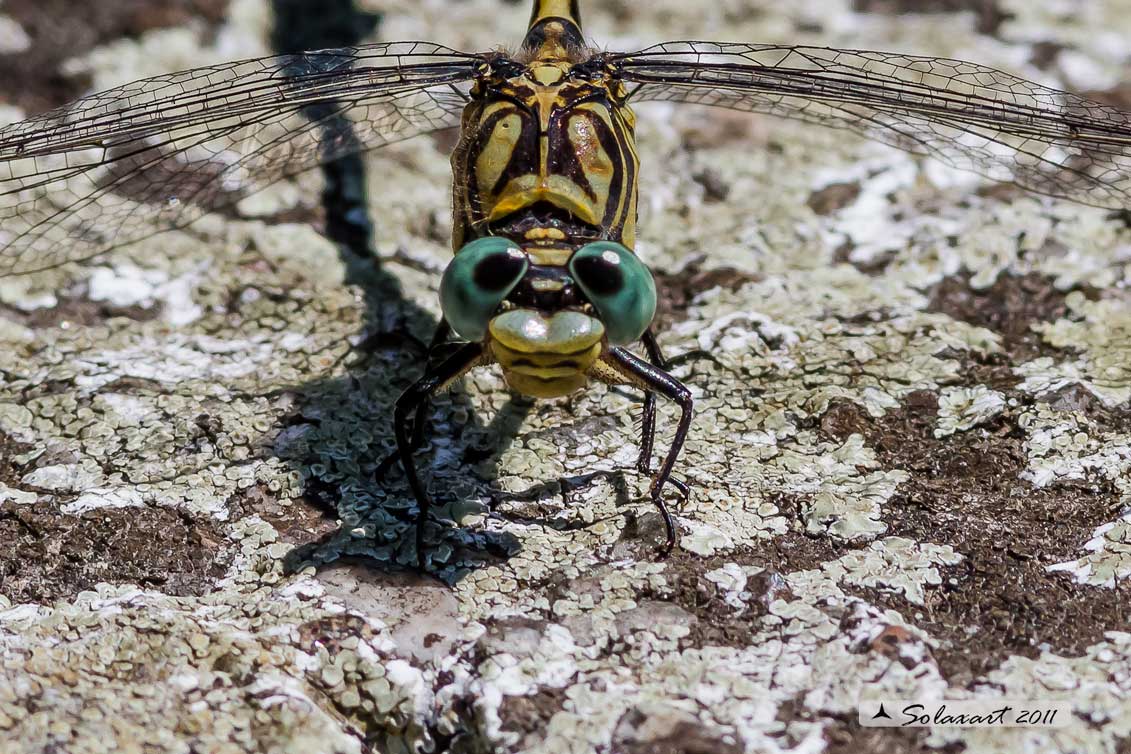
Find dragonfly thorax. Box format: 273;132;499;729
451;56;639;258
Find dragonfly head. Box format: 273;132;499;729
440;237;657;397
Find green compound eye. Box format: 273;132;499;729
441;237;529;342
568;241;657;345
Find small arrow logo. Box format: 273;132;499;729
872;703;892;720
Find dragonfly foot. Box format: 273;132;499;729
650;489;678;556
638;461;691;505
667;476;691;505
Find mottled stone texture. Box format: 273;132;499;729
2;0;1131;752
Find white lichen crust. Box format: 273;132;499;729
2;1;1131;753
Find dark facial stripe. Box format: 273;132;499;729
479;106;539;198
549;112;599;201
589;110;627;230
596;104;637;238
616;106;639;240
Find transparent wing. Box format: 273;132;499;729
613;42;1131;208
0;42;483;277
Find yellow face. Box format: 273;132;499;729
488;308;606;398
450;59;639;254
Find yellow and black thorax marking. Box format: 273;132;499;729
450;5;639;266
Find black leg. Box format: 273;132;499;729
392;341;483;570
637;329;664;474
603;348;693;555
637;330;691;501
409;320;454;448
374;320;453;481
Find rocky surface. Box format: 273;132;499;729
2;0;1131;752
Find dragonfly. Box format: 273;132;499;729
5;0;1131;570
